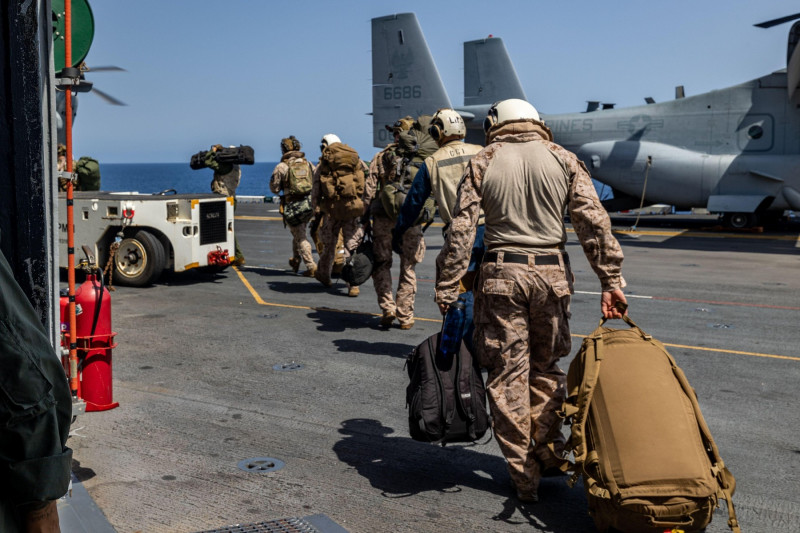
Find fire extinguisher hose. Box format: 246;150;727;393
90;268;104;338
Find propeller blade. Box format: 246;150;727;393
86;66;127;73
91;87;127;106
754;13;800;28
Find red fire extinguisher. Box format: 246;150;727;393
62;248;119;412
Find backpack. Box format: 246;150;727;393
379;116;438;223
561;313;740;533
405;332;490;445
214;145;255;165
340;227;374;286
286;158;313;198
189;150;207;170
317;143;365;221
75;156;100;190
282;196;313;227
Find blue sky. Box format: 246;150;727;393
71;0;799;163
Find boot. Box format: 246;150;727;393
511;480;539;503
379;311;396;327
303;265;318;278
289;257;300;273
399;320;415;330
348;285;360;297
314;270;332;288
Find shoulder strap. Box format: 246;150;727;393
454;343;478;440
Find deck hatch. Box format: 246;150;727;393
273;362;304;372
236;457;285;473
193;513;349;533
194;517;317;533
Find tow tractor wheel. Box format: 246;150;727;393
722;212;757;229
114;230;166;286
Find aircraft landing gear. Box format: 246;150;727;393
721;212;758;229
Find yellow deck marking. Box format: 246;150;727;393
236;215;283;221
612;228;799;241
569;333;800;361
233;266;440;322
234;267;797;362
239;216;795;240
236;215;445;228
582;227;796;241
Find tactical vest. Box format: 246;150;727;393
426;141;482;224
317;142;365;221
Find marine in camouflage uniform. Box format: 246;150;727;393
310;215;346;276
206;145;245;265
435;110;627;501
310;146;367;295
392;110;483;345
364;118;423;329
270;137;317;276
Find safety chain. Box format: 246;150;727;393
102;231;124;291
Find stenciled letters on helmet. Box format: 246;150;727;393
430;108;467;143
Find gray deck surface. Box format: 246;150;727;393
61;204;800;532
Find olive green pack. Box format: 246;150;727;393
561;314;740;533
379;115;437;223
318;143;365;221
286;158;313;199
75;156;100;191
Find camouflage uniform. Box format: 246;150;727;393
206;149;244;263
311;159;367;287
435;119;625;496
311;215;346;275
205;155;241;198
365;146;425;327
270;150;317;273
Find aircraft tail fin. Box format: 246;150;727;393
754;14;800;100
463;37;526;106
371;13;451;148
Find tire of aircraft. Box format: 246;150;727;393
723;212;757;229
114;230;166;287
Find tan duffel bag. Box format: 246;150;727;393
561;311;740;533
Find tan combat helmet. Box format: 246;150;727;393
281;135;301;154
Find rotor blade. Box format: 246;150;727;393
86;66;127;73
754;13;800;28
91;87;127;106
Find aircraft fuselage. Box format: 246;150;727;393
459;72;800;215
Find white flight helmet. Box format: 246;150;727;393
320;133;341;152
483;98;540;133
429;108;466;144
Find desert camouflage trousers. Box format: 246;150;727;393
312;215;345;274
317;217;360;285
289;221;316;270
474;252;573;493
372;215;425;326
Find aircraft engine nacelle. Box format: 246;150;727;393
578;141;711;209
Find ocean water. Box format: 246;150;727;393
100;162;612;201
100;162;279;198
